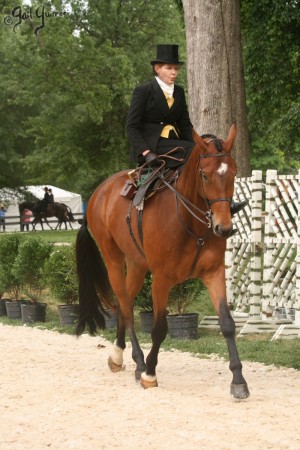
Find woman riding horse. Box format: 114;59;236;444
19;201;75;230
126;44;247;214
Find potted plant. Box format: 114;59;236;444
44;244;79;326
135;272;153;333
103;307;118;329
12;236;53;324
0;233;24;319
167;279;200;340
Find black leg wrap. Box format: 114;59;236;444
230;199;249;216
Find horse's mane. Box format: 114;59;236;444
201;134;223;152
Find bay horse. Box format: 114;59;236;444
76;124;250;399
19;201;75;230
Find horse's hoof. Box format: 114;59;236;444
230;383;250;399
134;366;147;381
108;356;125;373
140;372;158;389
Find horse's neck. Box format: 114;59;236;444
177;151;202;204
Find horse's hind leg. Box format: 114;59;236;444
125;260;148;379
203;268;250;399
140;274;170;389
104;252;147;379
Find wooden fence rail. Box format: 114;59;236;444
0;212;84;230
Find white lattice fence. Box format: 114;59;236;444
225;169;300;324
226;170;262;316
262;170;299;323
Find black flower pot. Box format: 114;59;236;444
0;298;8;316
58;304;79;326
167;313;199;340
139;311;154;333
21;302;47;324
5;300;22;319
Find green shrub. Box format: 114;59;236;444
134;275;207;315
44;244;78;304
0;233;24;299
168;279;205;315
12;236;53;302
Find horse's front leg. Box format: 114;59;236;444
219;299;250;398
43;218;52;230
140;276;170;389
204;268;250;399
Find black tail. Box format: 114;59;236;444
75;218;115;336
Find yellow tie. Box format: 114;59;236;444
160;91;178;138
164;91;174;108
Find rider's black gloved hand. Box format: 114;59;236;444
144;152;161;167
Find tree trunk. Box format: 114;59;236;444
182;0;250;176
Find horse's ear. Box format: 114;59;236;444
223;123;237;152
192;128;208;151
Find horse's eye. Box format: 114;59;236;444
201;172;208;181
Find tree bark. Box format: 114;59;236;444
182;0;250;176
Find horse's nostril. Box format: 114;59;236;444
214;224;233;238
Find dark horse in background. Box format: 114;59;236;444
19;201;75;230
75;124;250;399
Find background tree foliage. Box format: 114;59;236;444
0;0;185;199
241;0;300;172
0;0;299;201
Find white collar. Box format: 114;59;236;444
155;76;174;97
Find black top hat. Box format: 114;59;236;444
150;44;184;65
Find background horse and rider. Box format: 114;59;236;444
19;201;75;230
75;124;250;400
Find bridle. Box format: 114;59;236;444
198;150;234;209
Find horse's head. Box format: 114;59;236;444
192;124;237;238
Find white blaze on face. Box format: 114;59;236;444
217;162;228;175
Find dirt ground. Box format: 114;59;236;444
1;324;299;450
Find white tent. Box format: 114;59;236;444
0;185;83;231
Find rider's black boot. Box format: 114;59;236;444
230;200;249;217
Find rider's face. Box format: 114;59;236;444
154;64;179;85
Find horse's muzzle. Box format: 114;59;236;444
213;223;234;239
